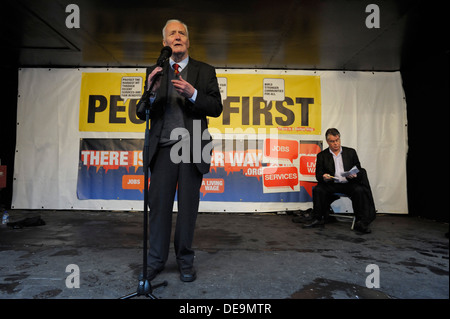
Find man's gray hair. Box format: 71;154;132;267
162;19;189;40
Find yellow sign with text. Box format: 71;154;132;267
79;72;321;134
79;72;146;132
214;73;321;134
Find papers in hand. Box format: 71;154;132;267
341;166;359;178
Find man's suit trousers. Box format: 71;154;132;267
147;145;203;270
313;181;374;225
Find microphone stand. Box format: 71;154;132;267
120;71;167;299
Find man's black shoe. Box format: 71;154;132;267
179;267;197;282
354;222;371;234
302;218;325;229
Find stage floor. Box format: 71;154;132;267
0;210;448;300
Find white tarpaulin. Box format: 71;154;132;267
12;68;408;214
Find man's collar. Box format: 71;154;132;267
329;147;343;156
170;56;189;70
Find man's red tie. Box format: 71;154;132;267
173;63;180;76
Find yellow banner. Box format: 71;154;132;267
214;73;321;135
79;72;146;132
79;72;321;134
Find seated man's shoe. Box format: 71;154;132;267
354;221;371;234
302;218;325;229
179;266;197;282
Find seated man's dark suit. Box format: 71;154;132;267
314;146;376;226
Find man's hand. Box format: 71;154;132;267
147;66;163;92
172;75;195;98
323;174;334;181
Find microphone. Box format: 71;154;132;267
141;46;172;99
156;46;172;67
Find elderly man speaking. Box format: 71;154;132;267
137;19;223;282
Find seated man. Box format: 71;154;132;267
303;128;376;234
